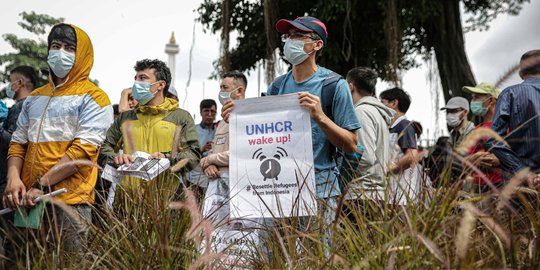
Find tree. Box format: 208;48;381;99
0;11;64;88
197;0;528;102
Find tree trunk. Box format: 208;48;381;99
425;0;476;102
220;0;232;74
264;0;279;84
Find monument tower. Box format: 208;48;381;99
165;32;179;87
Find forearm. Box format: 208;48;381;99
392;150;416;173
39;155;77;186
118;92;131;113
315;114;358;154
205;151;229;167
7;157;24;182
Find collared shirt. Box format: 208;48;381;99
195;121;216;157
487;77;540;175
450;121;475;147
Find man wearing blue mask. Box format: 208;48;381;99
222;16;361;255
100;59;200;196
0;66;37;197
2;24;113;256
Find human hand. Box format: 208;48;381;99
21;188;44;208
2;176;26;209
114;154;134;166
221;100;235;123
121;87;133;96
204;165;220;179
201;142;213;153
149;152;166;160
298;92;325;122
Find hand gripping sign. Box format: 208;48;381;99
229;94;317;218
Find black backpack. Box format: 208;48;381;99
268;72;356;182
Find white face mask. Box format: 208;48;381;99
218;87;240;105
47;49;75;78
446;112;463;127
283;39;315;66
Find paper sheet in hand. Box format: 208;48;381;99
116;151;170;181
229;94;316;218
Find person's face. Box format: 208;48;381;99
128;93;138;108
381;98;398;111
287;29;323;55
134;68;166;97
201;105;217;125
220;77;243;99
8;74;23;93
50;40;76;54
471;93;493;108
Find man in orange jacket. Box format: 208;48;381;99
2;24;113;254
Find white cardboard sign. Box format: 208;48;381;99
229;94;317;218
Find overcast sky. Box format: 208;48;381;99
1;0;538;144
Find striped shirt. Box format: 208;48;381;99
488;77;540;175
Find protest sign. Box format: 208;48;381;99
229;94;316;218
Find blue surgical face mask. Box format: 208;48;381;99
132;81;160;105
47;49;75;79
470;100;489;116
218;87;240;105
5;83;15;99
283;39;315;66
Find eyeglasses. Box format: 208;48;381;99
281;32;320;43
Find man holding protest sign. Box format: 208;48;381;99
223;16;361;254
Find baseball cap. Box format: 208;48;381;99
462;82;500;98
276;16;328;45
441;97;469;111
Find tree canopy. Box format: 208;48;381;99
197;0;528;101
0;11;64;88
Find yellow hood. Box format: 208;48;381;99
48;23;94;89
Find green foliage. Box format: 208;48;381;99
0;12;64;87
196;0;527;81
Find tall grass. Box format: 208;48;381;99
2;131;540;269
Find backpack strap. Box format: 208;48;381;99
269;74;287;96
320;73;342;121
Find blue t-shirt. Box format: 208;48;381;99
267;67;361;198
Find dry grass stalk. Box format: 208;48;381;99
463;203;511;249
120;121;135;153
415;232;449;269
168;189;218;269
455;205;477;260
170;158;189;173
456;127;507;154
497;168;529;210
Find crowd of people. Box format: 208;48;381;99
0;16;539;266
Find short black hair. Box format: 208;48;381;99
379;87;411;113
223;70;247;89
520;50;540;76
200;99;217;111
411;120;423;138
112;104;120;116
48;24;77;49
134;59;172;96
10;66;38;90
346;67;378;95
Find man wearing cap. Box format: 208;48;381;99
441;97;475;147
462;83;503;193
272;14;361;255
221;16;360;253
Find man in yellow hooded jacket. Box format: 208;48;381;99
99;59;200;200
2;24;113;252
